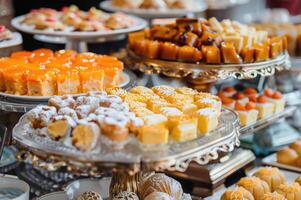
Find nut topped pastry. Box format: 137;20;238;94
237;177;270;200
253;167;286;191
129;17;286;64
275;182;301;200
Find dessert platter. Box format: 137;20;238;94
12;86;240;175
262;140;301;173
0;25;22;48
100;0;207;19
207;166;301;199
11;6;147;51
126;17;291;82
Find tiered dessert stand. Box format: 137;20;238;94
124;47;297;196
11;15;147;52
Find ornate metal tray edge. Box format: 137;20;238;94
126;50;291;80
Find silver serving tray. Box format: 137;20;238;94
13;108;239;173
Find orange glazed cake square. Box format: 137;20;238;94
57;70;80;95
27;69;57;96
79;69;104;93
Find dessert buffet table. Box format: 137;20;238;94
0;3;301;200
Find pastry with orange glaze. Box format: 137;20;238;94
264;89;285;113
237;177;270;200
27;68;57;96
255;95;275;119
235;101;258;126
57;70;80;95
222;86;237;97
1;49;124;96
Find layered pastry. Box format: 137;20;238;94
129;17;286;64
237;177;270;200
108;86;221;144
0;49;123;96
27;93;143;151
0;25;13;42
277;147;299;166
264;89;285;113
261;192;287;200
21;5;136;32
221;187;254;200
234;101;258;126
139;173;183;200
253;167;286;191
275;182;301;200
112;0;196;10
253;95;275;119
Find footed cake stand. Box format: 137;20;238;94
125;50;291;90
9;108;240;197
11;16;147;52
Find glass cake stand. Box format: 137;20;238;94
9;108;240;197
11;15;147;52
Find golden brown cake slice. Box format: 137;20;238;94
195;108;219;134
221;42;242;64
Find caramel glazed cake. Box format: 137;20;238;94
24;86;221;152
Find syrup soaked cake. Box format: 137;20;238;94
129;17;287;64
0;49;123;96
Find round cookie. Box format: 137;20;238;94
277;148;298;166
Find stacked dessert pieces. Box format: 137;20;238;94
0;25;13;42
21;5;135;31
218;87;285;126
108;86;221;144
0;49;123;96
129;17;286;64
27;86;221;151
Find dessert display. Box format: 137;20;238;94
220;167;301;200
128;17;287;65
112;0;196;10
277;141;301;168
18;5;137;32
252;23;301;56
0;49;124;96
108;86;221;144
218;87;285;126
0;25;13;42
23;86;222;151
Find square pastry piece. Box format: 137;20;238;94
264;89;285;113
234;102;258;126
159;107;198;142
255;95;275;119
138;114;169;145
195;108;219;134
